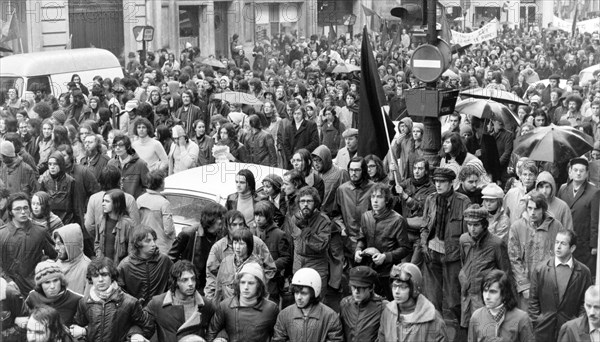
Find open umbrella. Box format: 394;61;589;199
212;91;263;106
460;87;528;106
454;98;521;126
198;57;226;69
514;124;594;163
442;69;459;79
520;68;540;84
332;63;361;74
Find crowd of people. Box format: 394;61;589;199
0;22;600;342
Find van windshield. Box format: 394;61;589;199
0;76;24;101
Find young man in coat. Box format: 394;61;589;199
558;285;600;342
145;260;216;341
529;229;592;342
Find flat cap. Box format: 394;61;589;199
342;128;358;138
569;157;589;168
463;204;489;222
432;167;456;181
349;266;378;287
549;74;562;81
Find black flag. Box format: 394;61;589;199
358;26;396;160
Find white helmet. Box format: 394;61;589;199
291;268;322;297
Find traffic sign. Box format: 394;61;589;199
133;26;155;42
410;44;444;83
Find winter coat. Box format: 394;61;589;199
339;294;387;342
107;153;149;198
74;287;152;342
536;172;573;231
468;306;534;342
174;104;210;137
273;302;343;342
557;315;594;342
191;134;215;166
136;190;175;254
145;291;215;342
493;128;514;168
24;289;82;325
503;183;529;225
94;215;135;267
53;224;91;295
0;156;38;197
0;279;23;342
210;255;261;304
397;176;436;223
84;190;140;237
0;220;57;296
487;208;511;242
207;296;279;342
80;153;110;183
168;224;219;293
280;119;320;169
334;179;376;252
356;209;412;277
529;257;592;342
321;120;345;158
67;163;101;225
256;223;291;297
378;294;448;342
508;214;563;293
557;180;600;266
420;191;471;263
117;252;173;305
39;170;75;224
334;146;352;171
283;210;331;274
311;145;349;216
459;229;512;326
243;129;277;167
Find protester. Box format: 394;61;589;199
53;224;91;295
26;305;75;342
136;169;175;254
94;189;136;266
557;285;600;342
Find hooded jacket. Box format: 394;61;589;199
535;171;573;231
378;294;448;342
117;251;173;305
312;145;349;216
53;224;91;295
39;152;75;223
508;213;563;293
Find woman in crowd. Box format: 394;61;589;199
38;119;55;171
215;122;248;162
226;169;258;227
26;305;75;342
290;148;324;201
156;124;174;156
38;152;75;224
31;191;64;234
94;189;135;266
440;132;480;189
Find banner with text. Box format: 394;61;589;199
451;19;498;46
552;16;600;34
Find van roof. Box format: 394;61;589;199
0;48;121;77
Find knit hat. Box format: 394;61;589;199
412;122;424;133
34;260;64;286
481;183;504;199
52;110;67;125
263;174;283;191
463;204;489;223
239;262;265;285
0;141;15;157
172;125;186;139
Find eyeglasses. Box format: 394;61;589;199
12;206;30;212
298;199;314;204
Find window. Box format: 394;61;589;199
164;194;214;229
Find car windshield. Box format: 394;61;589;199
164;194;214;233
0;76;24;101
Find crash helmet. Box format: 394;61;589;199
291;267;322;298
389;263;423;298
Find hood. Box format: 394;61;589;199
535;171;556;200
54;224;84;262
48;151;66;178
385;294;437;324
312;145;332;173
108;97;121;111
400;117;413;134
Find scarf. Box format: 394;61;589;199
433;188;454;240
412;174;430;187
488;304;506;323
373;207;391;221
90;281;118;302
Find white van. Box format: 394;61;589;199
0;48;124;100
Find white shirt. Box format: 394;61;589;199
555;256;574;269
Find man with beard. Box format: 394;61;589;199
145;260;216;341
456;165;483;205
117;226;173;305
273;267;343;342
333;157;375;264
53;224;92;295
0;192;56;297
283;186;332;299
0;141;38;197
174;90;209;137
81;134;110;181
503;160;538;224
560;94;584;127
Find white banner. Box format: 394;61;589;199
552;16;600;34
451;19;499;46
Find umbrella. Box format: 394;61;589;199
520;68;540;83
460;87;528;106
442;69;459;79
454;98;521;126
331;63;360;74
212;91;263;106
514;124;594;163
198;57;226;69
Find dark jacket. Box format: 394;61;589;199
529;257;592;342
493;128;514;168
257;222;291;297
66;163;101;225
117;252;174;305
356;209;412;277
107;153;149;198
558;315;594;342
0;220;57;296
168;225;219;293
557;181;600;266
0;156;38;197
243;129;277;166
24;289;82;325
39;170;76;224
94;215;135;267
81;152;110;182
174;104;209;137
191;134;215;166
145;291;215;342
273;302;343;342
339;294;387;342
75;287;152;342
280;119;320;169
207;296;279;342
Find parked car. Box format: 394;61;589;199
163;162;286;234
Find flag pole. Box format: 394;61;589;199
381;106;399;184
14;9;23;53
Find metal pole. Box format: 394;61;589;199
597;204;599;285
